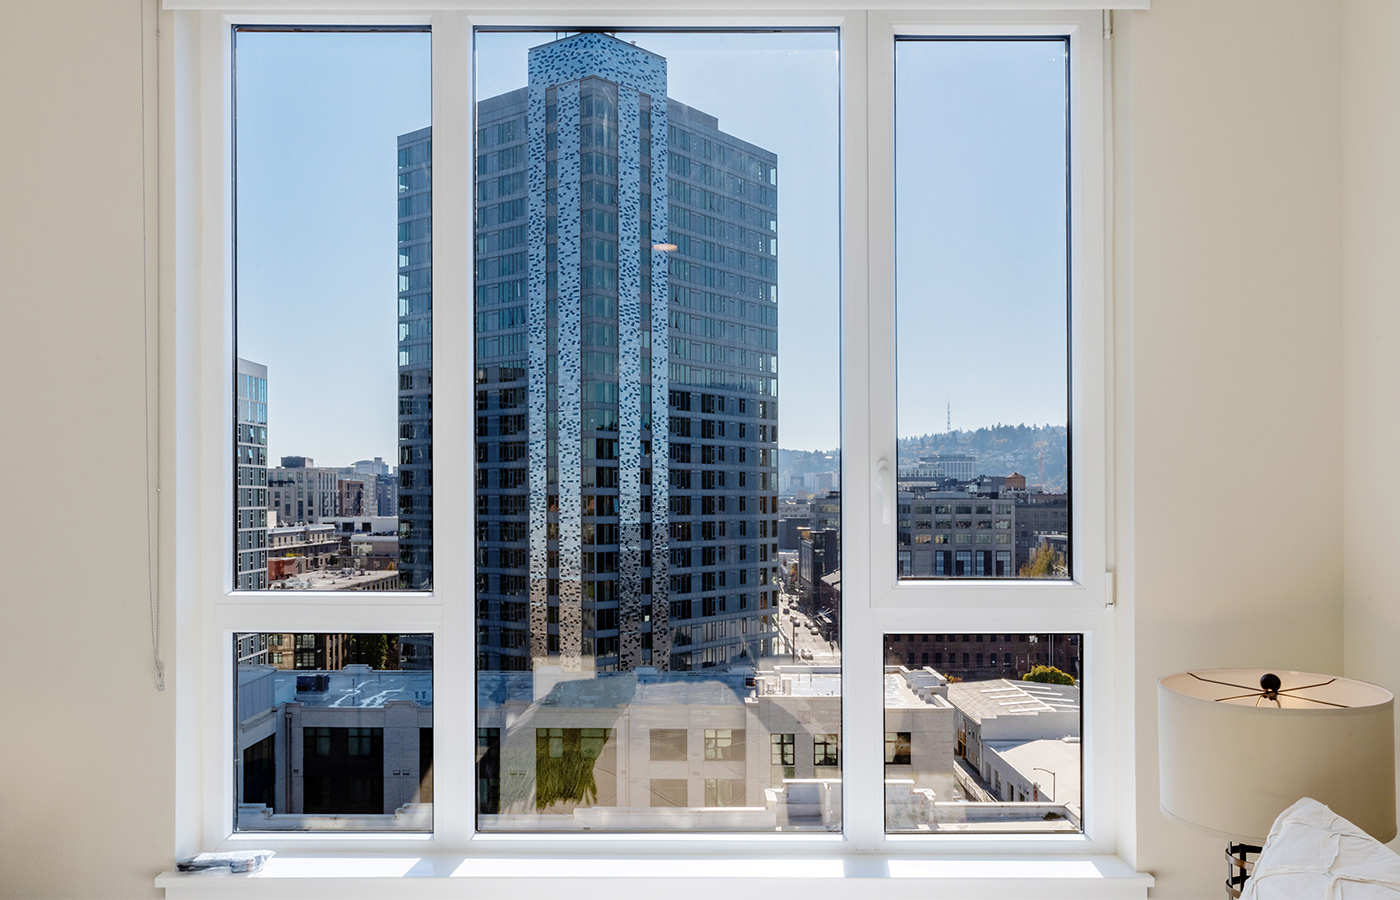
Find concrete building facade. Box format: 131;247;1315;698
268;457;341;526
235;662;968;833
898;490;1016;577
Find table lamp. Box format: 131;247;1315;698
1158;669;1395;898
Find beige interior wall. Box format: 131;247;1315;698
1124;1;1346;896
0;1;1374;898
1341;0;1400;850
0;2;175;898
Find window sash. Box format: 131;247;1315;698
181;5;1117;857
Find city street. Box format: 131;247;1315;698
774;585;841;664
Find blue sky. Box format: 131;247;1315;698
235;29;1066;465
235;30;430;468
895;38;1069;441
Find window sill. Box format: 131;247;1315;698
157;853;1152;899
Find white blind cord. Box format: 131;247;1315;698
141;0;165;692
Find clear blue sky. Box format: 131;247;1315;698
895;38;1069;441
235;29;1066;464
236;30;430;468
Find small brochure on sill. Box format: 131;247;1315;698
175;851;275;874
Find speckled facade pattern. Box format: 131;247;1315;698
527;33;667;102
647;94;672;669
553;82;583;669
526;75;551;663
615;85;645;670
525;35;672;672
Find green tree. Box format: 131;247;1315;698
348;633;397;669
1023;665;1075;687
1018;543;1067;578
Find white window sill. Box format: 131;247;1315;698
157;853;1152;899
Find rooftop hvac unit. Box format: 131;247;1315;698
296;674;330;693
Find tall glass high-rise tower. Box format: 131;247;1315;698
400;33;781;672
235;357;269;591
396;128;433;589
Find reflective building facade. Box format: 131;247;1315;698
402;33;781;672
236;357;269;590
397;127;433;588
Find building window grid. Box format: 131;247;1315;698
197;6;1109;858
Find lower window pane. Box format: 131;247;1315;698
233;632;433;832
883;632;1081;833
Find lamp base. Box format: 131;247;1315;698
1225;842;1262;899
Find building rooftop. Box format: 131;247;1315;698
269;568;398;590
884;669;953;710
240;665;433;712
946;679;1081;724
756;666;841;698
477;669;760;711
269;523;336;536
984;737;1082;806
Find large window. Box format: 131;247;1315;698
186;3;1114;865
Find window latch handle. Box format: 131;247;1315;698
874;458;892;526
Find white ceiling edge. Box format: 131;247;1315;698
165;1;1149;12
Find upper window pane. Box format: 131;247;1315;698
232;28;432;591
471;29;840;832
894;38;1069;581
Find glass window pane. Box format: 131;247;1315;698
233;632;433;832
883;632;1082;833
233;29;432;591
895;38;1069;581
472;29;840;832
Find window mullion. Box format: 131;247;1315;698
863;12;899;612
430;9;476;849
198;7;236;851
840;8;883;852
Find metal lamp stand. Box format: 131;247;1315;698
1225;842;1262;899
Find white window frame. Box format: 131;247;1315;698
168;0;1145;890
848;8;1117;855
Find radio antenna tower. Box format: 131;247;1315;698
946;401;951;433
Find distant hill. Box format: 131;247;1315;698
898;424;1068;492
777;447;842;482
779;423;1069;493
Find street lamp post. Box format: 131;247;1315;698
1032;766;1056;803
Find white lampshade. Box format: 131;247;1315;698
1158;669;1396;845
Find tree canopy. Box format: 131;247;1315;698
1018;543;1067;578
1022;665;1075;686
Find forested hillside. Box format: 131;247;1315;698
780;423;1069;493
